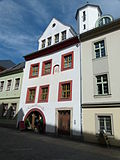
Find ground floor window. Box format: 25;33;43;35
97;115;113;135
2;104;8;118
10;103;17;119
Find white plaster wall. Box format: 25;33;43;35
81;29;120;103
77;6;101;34
18;44;81;135
38;18;74;50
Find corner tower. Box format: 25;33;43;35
75;4;102;34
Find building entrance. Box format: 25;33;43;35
58;110;70;135
24;109;45;133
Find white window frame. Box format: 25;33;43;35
61;30;66;41
92;39;107;59
41;39;46;48
54;33;59;43
47;37;52;46
6;79;12;91
0;80;5;92
14;78;21;90
95;74;109;95
95;114;113;136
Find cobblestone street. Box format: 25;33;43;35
0;127;120;160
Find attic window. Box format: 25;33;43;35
52;23;56;28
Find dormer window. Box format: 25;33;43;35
83;11;86;22
47;37;52;46
55;34;59;43
41;39;46;48
95;15;113;28
61;30;66;41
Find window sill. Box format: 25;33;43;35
29;75;39;79
94;94;112;98
38;100;48;103
41;73;51;76
96;133;114;138
58;98;72;102
26;101;35;104
61;67;73;72
92;55;108;61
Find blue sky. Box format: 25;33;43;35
0;0;120;64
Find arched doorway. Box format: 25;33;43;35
24;108;46;133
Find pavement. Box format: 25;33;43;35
0;127;120;160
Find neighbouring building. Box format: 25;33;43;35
18;18;82;136
0;62;25;127
79;5;120;146
0;60;15;72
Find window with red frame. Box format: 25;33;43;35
29;63;39;78
61;51;73;71
26;87;36;103
38;85;49;102
58;81;72;101
42;60;52;75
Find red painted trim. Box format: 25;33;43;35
58;80;72;101
24;108;46;132
61;51;74;71
29;63;40;78
24;37;79;61
41;59;52;76
26;87;37;104
38;85;49;103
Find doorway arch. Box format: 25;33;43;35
24;108;46;133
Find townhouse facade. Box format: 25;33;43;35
80;10;120;146
16;3;120;146
0;62;24;127
18;19;82;135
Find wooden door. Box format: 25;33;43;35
58;110;70;135
31;113;35;130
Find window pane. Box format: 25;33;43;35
64;55;72;69
44;62;51;74
61;83;70;98
61;31;66;40
98;116;112;134
97;84;102;94
32;65;38;76
100;41;104;47
29;89;35;101
96;76;101;82
101;48;105;57
95;43;99;49
0;81;4;92
103;75;107;81
104;84;108;94
95;50;100;58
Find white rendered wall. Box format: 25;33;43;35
18;44;81;135
76;6;101;34
38;18;75;50
81;30;120;104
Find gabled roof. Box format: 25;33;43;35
39;17;77;41
0;62;25;77
75;4;102;19
0;60;15;69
